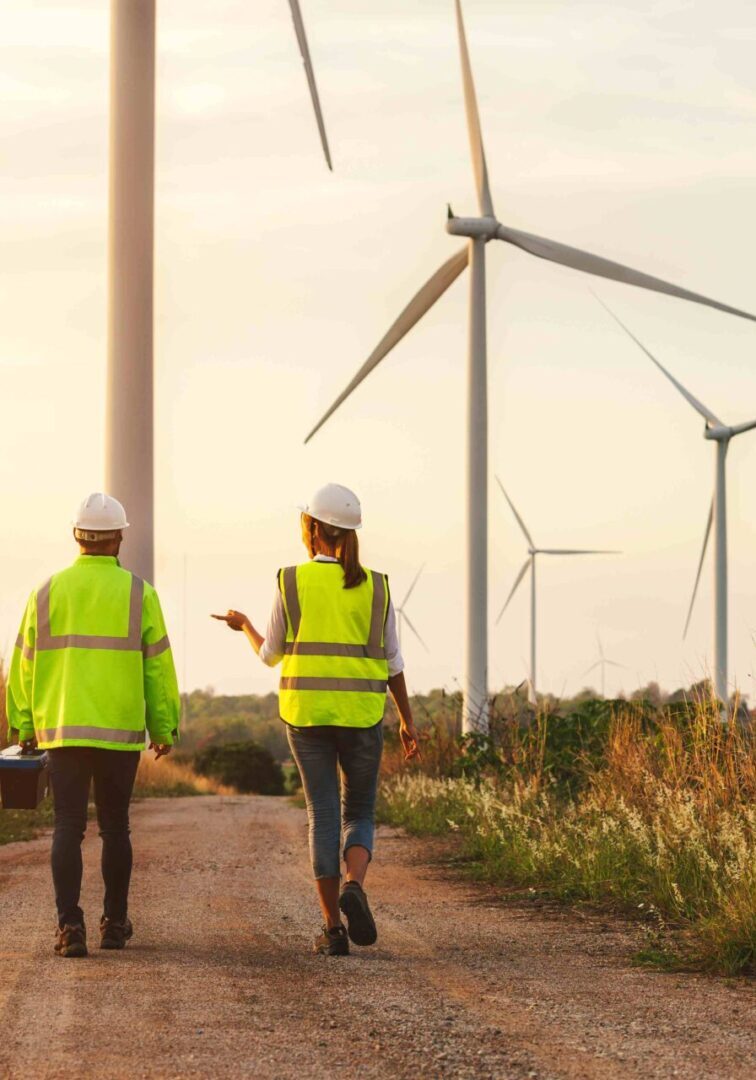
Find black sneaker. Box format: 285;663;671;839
339;881;377;946
54;923;87;958
100;916;133;950
313;925;349;956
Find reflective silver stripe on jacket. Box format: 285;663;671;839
282;566;302;637
36;575;144;652
283;642;386;659
279;677;388;693
143;635;170;659
368;570;387;650
36;725;146;745
15;634;35;662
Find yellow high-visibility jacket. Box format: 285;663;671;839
278;561;390;727
7;555;181;751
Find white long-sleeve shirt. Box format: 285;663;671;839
258;554;404;676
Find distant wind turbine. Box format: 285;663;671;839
304;0;756;734
396;566;428;652
594;296;756;706
496;478;619;705
583;633;626;698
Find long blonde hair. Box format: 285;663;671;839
301;513;367;590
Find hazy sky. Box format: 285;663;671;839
1;0;755;701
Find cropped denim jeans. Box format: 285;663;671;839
286;721;384;879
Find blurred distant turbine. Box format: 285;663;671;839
594;296;756;706
304;0;756;734
396;565;428;653
108;0;331;583
582;633;626;699
495;478;618;705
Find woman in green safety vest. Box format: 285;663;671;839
213;483;420;956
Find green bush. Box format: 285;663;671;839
193;740;285;795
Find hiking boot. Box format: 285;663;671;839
313;925;349;956
100;916;133;950
338;880;377;946
54;923;87;958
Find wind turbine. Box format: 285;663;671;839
108;0;332;582
495;479;618;705
583;633;626;699
304;0;756;734
593;297;756;706
396;566;428;653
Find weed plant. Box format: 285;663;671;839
380;694;755;976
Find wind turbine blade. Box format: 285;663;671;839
495;476;534;548
538;549;619;556
581;660;602;677
454;0;494;217
288;0;332;170
683;499;713;639
400;611;428;651
495;223;756;326
305;247;469;442
596;632;605;661
495;558;532;625
730;418;756;437
592;294;723;426
604;659;627;669
401;564;425;608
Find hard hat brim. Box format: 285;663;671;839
297;505;362;530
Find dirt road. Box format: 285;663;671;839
0;795;752;1080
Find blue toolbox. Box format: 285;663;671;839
0;746;49;810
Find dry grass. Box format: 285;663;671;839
380;701;756;976
134;753;234;797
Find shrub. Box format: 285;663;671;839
194;740;285;795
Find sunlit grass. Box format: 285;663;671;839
380;702;756;976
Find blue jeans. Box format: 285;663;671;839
286;721;383;879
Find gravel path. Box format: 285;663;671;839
0;795;752;1079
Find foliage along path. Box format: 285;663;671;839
0;795;752;1079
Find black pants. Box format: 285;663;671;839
47;748;140;928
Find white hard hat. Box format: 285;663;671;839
300;483;362;530
73;492;129;539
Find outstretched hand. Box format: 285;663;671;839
211;610;249;632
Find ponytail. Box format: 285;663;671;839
301;513;368;590
338;528;368;590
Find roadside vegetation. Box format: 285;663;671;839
380;687;755;976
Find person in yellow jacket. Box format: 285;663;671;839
214;483;420;956
6;493;181;958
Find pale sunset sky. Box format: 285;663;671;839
1;0;755;700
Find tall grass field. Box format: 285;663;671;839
380;696;755;976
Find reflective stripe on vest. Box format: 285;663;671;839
36;725;146;746
15;634;35;662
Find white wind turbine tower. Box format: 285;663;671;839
594;297;756;707
583;634;626;699
304;0;756;734
108;0;332;582
396;566;428;653
495;479;618;705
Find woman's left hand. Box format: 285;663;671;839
211;610;249;632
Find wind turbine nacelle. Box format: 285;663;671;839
446;214;499;240
704;425;731;441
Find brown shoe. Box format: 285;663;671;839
55;924;87;958
313;925;349;956
100;916;133;950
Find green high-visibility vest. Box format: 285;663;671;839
278;561;390;728
6;556;181;751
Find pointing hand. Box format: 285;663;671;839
211;610;249;632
